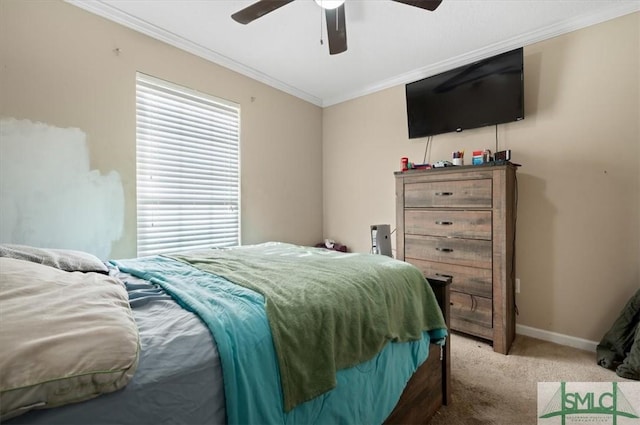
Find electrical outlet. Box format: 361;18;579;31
515;278;521;294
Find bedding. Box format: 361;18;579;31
9;272;225;425
0;257;139;420
0;244;109;274
167;242;447;411
2;242;448;425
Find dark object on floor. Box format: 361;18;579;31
314;242;348;252
596;289;640;380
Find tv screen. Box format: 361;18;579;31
406;48;524;139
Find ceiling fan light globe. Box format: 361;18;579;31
314;0;345;10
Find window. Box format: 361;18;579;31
136;73;240;256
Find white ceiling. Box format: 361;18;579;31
69;0;639;107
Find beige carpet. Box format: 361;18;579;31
428;333;632;425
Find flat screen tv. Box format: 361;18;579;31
406;47;524;139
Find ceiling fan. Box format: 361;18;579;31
231;0;443;55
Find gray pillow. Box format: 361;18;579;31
0;244;109;274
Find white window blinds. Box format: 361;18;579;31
136;73;240;257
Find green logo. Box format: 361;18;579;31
539;382;639;425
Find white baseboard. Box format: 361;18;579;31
516;324;599;353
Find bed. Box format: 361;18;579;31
0;242;450;424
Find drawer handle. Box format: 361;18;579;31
435;221;453;226
436;273;453;279
436;247;454;253
435;192;453;196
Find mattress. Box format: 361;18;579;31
8;272;226;425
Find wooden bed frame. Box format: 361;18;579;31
384;275;451;424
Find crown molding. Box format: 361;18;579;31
68;0;638;108
322;2;640;107
66;0;324;107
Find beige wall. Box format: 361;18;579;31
323;13;640;342
1;0;638;343
0;0;323;259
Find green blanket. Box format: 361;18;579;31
597;288;640;380
170;242;447;411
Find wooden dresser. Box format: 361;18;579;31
394;163;518;354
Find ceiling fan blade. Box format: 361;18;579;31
325;4;347;55
231;0;295;25
391;0;443;12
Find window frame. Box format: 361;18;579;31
135;72;241;257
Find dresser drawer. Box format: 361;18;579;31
450;291;493;339
405;234;492;269
407;259;492;298
405;210;492;240
404;179;492;208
